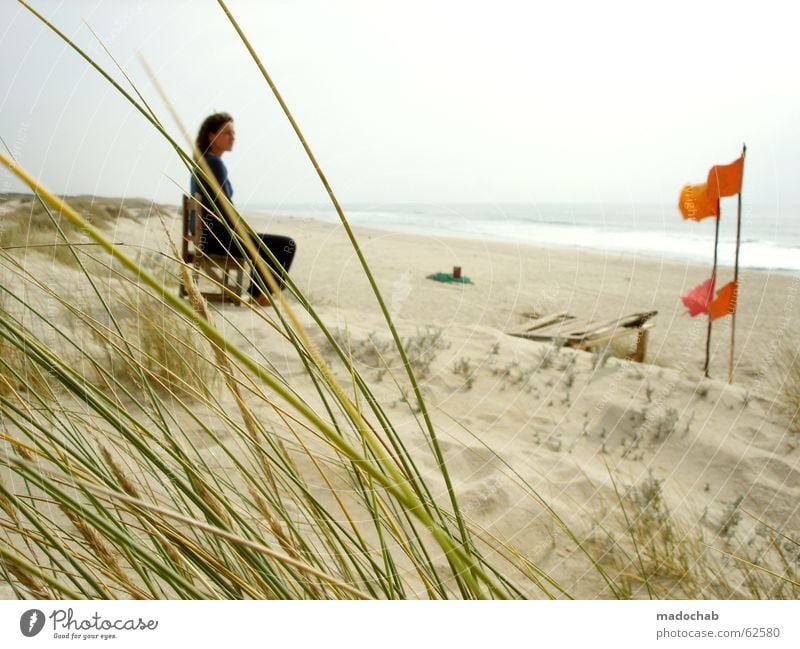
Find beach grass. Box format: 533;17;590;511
0;0;521;597
0;198;104;267
595;472;800;599
1;0;798;601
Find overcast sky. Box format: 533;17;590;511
1;0;799;209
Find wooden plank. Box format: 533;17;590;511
565;311;658;338
518;311;572;330
530;315;638;340
531;318;596;337
518;309;569;321
507;311;658;364
512;317;644;341
509;317;593;341
573;327;653;363
573;322;656;350
506;311;572;336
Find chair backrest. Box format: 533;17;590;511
181;193;207;263
179;193;245;304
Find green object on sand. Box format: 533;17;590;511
426;272;473;284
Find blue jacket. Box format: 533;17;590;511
190;153;235;254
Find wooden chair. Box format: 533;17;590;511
179;193;246;305
507;310;658;362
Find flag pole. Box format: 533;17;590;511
728;143;746;384
704;199;721;378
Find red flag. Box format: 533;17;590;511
681;278;715;316
708;280;737;321
678;183;718;220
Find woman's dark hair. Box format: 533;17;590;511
195;112;233;156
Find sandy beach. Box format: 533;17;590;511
1;195;798;598
267;210;800;591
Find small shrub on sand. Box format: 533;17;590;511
0;195;153;266
601;473;799;599
452;356;476;390
403;326;449;378
329;326;449;380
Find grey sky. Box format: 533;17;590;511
1;0;798;209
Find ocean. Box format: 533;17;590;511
245;202;800;273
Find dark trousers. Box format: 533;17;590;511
247;233;296;297
204;231;296;298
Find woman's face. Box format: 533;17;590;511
208;121;236;155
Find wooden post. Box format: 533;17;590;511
703;199;721;378
728;144;746;384
633;329;649;363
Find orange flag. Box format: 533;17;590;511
708;280;737;321
681;277;715;316
678;183;718;221
678;153;745;220
707;155;744;202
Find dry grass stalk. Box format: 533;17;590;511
8;437;35;463
60;505;147;598
100;446;141;499
187;474;232;529
249;487;323;598
0;476;17;522
2;558;51;599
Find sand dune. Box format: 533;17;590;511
1;195;797;598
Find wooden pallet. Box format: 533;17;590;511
507;310;658;362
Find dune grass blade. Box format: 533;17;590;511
11;0;500;596
0;480;109;598
1;155;516;599
0;544;82;599
6;294;306;596
3;2;798;602
607;467;655;599
0;195;207;475
0;1;659;600
13;459;373;599
138;56;477;596
214;0;478;593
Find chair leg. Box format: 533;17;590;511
178;257;246;305
224;267;241;305
235;268;244;304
